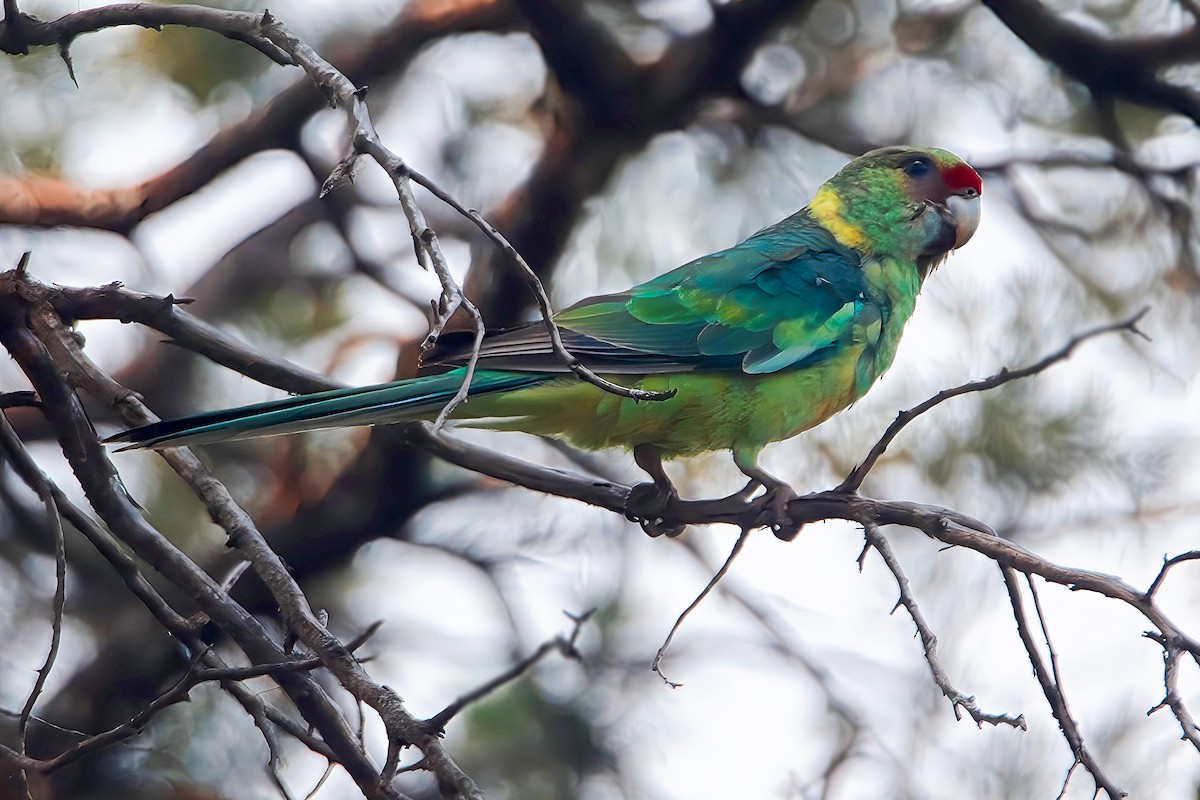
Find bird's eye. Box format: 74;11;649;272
904;158;932;178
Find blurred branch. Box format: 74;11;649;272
0;0;514;230
471;0;812;327
861;524;1026;729
981;0;1200;124
679;537;869;794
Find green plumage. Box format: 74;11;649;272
109;147;982;481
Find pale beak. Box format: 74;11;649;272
947;193;981;249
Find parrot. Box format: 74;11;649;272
107;146;982;537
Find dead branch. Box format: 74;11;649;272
861;524;1025;729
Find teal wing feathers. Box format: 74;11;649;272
438;211;882;376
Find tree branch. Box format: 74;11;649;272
0;288;407;799
1002;569;1126;798
840;308;1149;492
0;0;514;230
861;524;1025;729
981;0;1200;125
420;609;592;735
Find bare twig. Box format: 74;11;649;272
839;309;1148;492
1055;759;1082;800
1146;550;1200;599
14;412;68;786
0;289;407;798
0;3;293;64
409;167;677;404
861;524;1026;729
652;529;751;688
1147;637;1200;753
1002;568;1127;798
678;537;872;792
420;608;592;735
304;762;338;800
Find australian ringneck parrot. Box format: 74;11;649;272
108;146;982;535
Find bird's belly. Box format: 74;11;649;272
459;357;863;458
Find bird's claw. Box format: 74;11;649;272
625;482;685;538
756;483;802;540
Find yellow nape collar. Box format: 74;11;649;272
807;186;867;251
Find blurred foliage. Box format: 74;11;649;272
459;681;615;799
136;25;267;102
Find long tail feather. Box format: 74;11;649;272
105;369;548;450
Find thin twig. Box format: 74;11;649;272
1002;567;1127;798
15;416;68;782
0;286;406;798
409;167;677;403
862;524;1026;729
839;309;1149;492
652;528;751;688
1055;759;1082;800
421;608;593;734
1146;636;1200;753
303;762;338;800
678;537;873;792
1146;550;1200;599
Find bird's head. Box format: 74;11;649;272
810;146;982;273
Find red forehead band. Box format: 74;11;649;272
941;162;982;195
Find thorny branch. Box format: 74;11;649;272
860;523;1026;730
8;399;67;799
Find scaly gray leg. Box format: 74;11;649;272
625;444;686;538
733;450;801;540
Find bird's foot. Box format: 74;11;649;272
754;482;802;541
625;482;685;538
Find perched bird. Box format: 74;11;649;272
108;146;982;536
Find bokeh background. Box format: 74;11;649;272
2;0;1200;798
